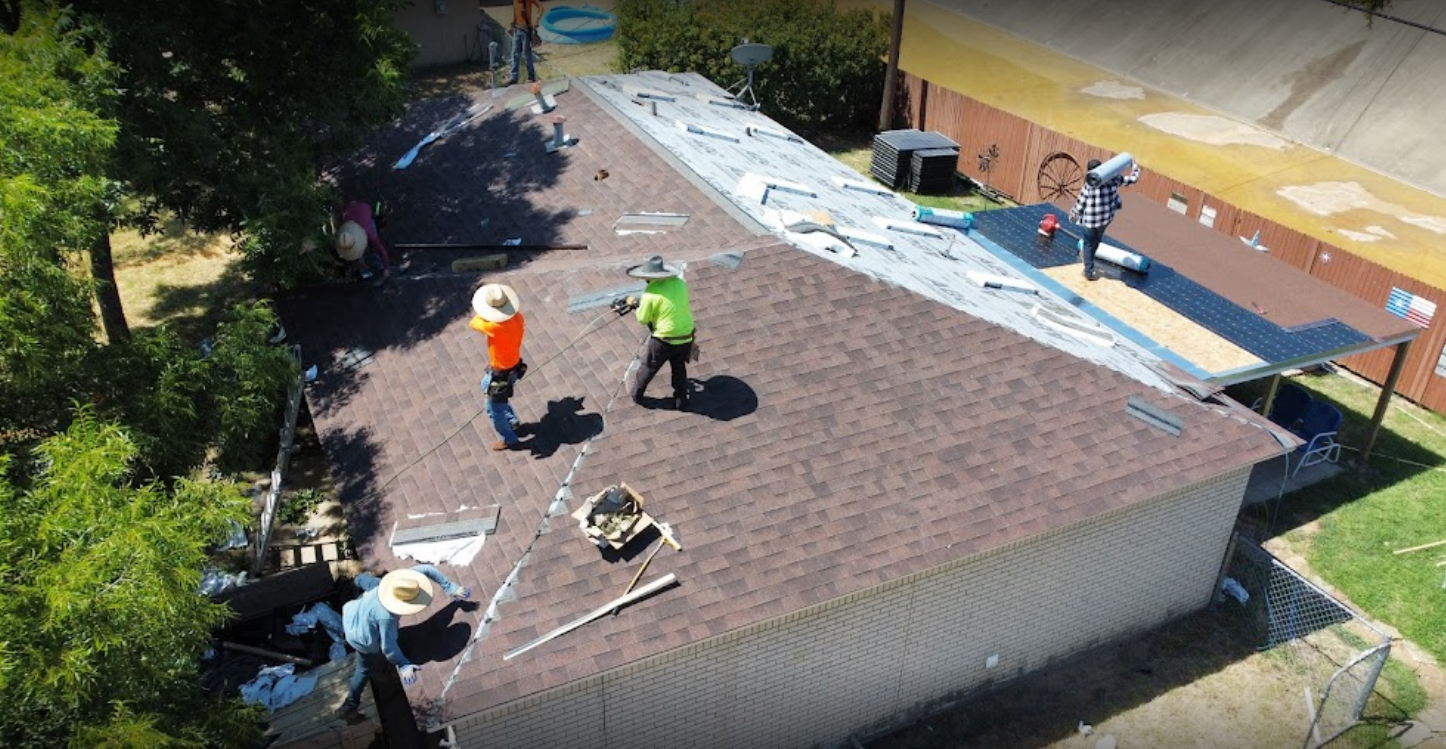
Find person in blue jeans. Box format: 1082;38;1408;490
504;0;543;86
336;565;470;723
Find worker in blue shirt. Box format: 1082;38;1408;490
337;565;470;723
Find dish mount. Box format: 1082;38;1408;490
725;41;773;111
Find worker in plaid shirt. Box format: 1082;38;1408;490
1070;157;1141;281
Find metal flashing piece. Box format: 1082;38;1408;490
339;347;375;371
830;175;894;196
1282;318;1342;334
871;216;944;239
707;98;754;111
674;119;740;143
391;512;500;546
615;212;690;227
628;89;676;102
966;271;1038;294
745;126;802;143
710;251;745;269
1032;304;1117;347
1126;395;1183;436
835;226;893;250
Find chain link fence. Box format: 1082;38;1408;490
1224;536;1391;749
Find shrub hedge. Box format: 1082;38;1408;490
616;0;890;131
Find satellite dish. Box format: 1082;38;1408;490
726;42;773;110
731;43;773;67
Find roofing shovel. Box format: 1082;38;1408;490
393;104;493;170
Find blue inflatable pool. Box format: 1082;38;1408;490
541;5;618;45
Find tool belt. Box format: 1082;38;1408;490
655;331;694;345
486;360;528;400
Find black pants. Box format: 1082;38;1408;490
633;337;691;402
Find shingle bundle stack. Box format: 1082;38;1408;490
870;130;959;191
908;147;960;194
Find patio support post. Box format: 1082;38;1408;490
1359;340;1411;466
1260;373;1282;419
879;0;905;132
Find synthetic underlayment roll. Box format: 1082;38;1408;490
1085;152;1134;187
912;205;973;229
1078;240;1151;273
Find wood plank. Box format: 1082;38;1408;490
216;563;333;623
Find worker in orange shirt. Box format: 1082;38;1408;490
504;0;544;86
469;284;528;450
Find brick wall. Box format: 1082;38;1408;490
451;466;1252;748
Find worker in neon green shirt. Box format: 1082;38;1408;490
626;255;694;410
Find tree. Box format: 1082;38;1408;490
0;6;118;434
91;301;300;481
71;0;416;291
0;408;265;748
617;0;889;132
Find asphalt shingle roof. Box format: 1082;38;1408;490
281;74;1288;727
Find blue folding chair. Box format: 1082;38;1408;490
1290;401;1343;477
1264;383;1312;431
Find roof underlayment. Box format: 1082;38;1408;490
579;72;1182;392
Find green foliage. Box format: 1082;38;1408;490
277;487;321;527
0;7;117;438
616;0;889;131
90;302;300;480
0;409;265;748
67;0;416;287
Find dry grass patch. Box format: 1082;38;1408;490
110;218;259;339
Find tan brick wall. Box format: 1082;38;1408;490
392;2;483;68
451;467;1251;748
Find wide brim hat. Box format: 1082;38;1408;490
626;255;680;280
378;569;435;616
336;221;368;261
472;283;521;322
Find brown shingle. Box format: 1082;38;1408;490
284;83;1287;728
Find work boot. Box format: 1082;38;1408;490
335;707;366;725
490;440;520;451
1083;269;1099;282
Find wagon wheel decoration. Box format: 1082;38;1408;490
1037;151;1084;203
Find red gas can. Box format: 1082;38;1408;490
1038;213;1058;237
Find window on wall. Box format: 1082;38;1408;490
1199;205;1217;228
1436;340;1446;379
1167;192;1189;215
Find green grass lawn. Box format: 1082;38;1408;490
1236;369;1446;668
818;132;1007;214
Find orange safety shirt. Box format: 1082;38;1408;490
470;313;525;370
513;0;543;29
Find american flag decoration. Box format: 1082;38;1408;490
1386;287;1436;328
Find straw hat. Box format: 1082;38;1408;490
626;255;680;280
336;221;368;261
377;569;434;616
472;283;521;322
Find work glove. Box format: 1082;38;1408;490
399;664;421;685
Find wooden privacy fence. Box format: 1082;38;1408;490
896;71;1446;414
